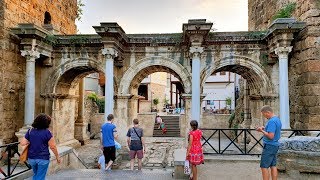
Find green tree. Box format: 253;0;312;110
77;0;85;21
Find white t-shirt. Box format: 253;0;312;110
98;155;105;171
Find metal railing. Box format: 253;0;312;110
0;142;31;179
200;128;320;155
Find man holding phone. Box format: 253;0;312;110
256;106;282;180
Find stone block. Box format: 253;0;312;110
296;72;320;86
278;137;320;174
137;113;156;137
173;148;188;179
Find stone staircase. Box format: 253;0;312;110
153;116;180;137
46;169;173;180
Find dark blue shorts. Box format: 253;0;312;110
260;144;279;168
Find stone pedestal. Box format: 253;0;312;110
74;122;90;145
114;95;131;148
173;148;189;179
15;126;32;152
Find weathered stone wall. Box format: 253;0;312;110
139;100;151;113
249;0;320;129
150;83;166;110
90;114;104;137
137;113;156;137
0;0;77;143
201;114;230;128
51;98;77;145
4;0;77;34
201;114;231;137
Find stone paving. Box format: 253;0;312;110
44;159;320;180
74;140;103;168
76;138;185;170
46;169;173;180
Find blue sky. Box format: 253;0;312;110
76;0;248;34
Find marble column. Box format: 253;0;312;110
275;46;293;129
16;48;40;151
102;48;118;122
190;46;204;123
75;79;89;144
21;49;40;125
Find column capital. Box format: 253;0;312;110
189;46;204;58
274;46;293;58
21;50;40;60
102;48;118;59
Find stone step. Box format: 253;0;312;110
153;129;180;132
46;169;173;180
154;126;180;128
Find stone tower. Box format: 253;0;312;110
0;0;78;143
248;0;320;129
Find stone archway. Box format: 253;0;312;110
118;56;192;95
201;55;274;94
44;57;118;95
43;57;117;146
116;56;192;139
200;55;275;130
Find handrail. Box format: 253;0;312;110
200;128;320;155
0;142;31;179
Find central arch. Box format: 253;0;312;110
118;56;192;95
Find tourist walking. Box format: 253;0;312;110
20;113;61;180
101;114;118;171
155;115;162;129
126;118;145;170
186;120;204;180
256;106;282;180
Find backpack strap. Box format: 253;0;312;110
133;128;141;141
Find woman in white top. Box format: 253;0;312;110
156;115;163;129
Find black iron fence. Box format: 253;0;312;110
200;128;320;155
0;142;31;179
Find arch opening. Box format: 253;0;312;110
44;12;51;24
200;55;275;137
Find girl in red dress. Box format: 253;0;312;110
186;120;204;180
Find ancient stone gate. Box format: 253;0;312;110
11;19;305;146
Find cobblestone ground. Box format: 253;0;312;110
74;139;102;168
77;138;185;170
140;137;184;168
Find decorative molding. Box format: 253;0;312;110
280;137;320;152
189;46;204;58
275;46;293;59
102;48;118;59
21;50;40;60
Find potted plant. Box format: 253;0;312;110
226;97;232;110
153;98;159;112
